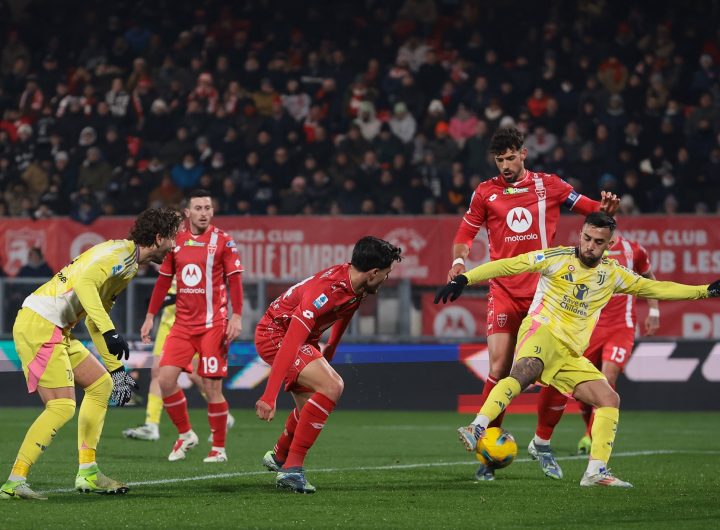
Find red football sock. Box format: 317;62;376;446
274;408;300;463
479;376;505;428
535;386;569;440
163;390;191;434
208;400;229;448
283;393;336;470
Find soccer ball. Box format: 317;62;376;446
475;427;518;468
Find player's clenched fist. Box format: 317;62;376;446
255;399;275;422
708;280;720;297
434;274;469;304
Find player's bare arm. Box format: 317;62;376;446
509;357;544;389
448;242;469;280
140;313;155;343
599;191;620;216
255;399;275;422
226;313;242;342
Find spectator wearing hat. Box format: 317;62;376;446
354;101;381;142
421;99;446;137
427;121;459;177
389;101;417;144
12;123;35;171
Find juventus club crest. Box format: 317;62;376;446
597;271;607;285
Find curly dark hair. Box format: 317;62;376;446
489;126;525;155
351;236;403;271
129;207;184;247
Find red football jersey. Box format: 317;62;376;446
457;171;586;298
159;225;243;331
595;235;652;330
258;263;363;344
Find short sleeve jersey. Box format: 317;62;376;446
159;225;242;331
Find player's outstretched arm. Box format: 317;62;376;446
618;273;718;301
437;251;545;304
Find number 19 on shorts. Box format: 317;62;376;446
202;357;219;374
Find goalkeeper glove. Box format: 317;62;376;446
103;329;130;360
434;274;469;304
709;280;720;298
109;367;138;407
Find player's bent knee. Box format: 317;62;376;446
597;389;620;409
47;398;77;424
321;375;344;401
87;372;113;399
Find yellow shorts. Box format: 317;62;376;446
515;316;606;395
153;306;176;357
13;308;90;392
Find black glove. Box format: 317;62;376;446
108;367;138;407
160;294;177;310
434;274;469;304
709;280;720;298
103;329;130;360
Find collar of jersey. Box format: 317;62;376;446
500;170;532;187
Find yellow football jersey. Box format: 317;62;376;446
22;239;138;335
464;246;709;355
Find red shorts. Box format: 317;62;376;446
160;323;229;378
486;292;533;336
584;324;635;370
254;325;322;394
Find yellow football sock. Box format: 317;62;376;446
13;398;76;478
479;377;522;422
78;373;111;464
590;406;619;464
145;392;163;425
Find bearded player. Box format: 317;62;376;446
438;212;720;487
528;233;659;467
448;126;619;480
122;280;236;443
141;189;243;463
255;236;402;493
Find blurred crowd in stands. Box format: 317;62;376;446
1;0;720;222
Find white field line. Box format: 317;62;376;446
43;449;720;494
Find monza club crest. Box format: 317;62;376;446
496;313;508;328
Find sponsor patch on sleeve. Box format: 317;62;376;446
534;253;546;263
564;190;580;208
313;293;329;309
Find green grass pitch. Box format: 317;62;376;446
1;408;719;528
